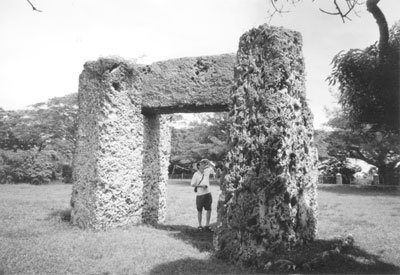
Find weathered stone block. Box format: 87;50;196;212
71;58;144;229
142;114;171;224
140;54;235;114
214;24;318;266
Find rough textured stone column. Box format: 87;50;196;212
71;58;144;229
214;25;318;267
142;114;171;224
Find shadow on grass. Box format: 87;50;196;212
318;184;400;197
154;224;215;252
152;224;400;274
269;238;400;274
148;257;250;275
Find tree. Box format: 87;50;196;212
0;93;78;183
324;108;400;185
28;93;78;157
328;22;399;129
170;112;230;173
325;20;400;184
1;93;78;157
0;108;37;151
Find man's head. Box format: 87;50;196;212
196;159;209;172
197;162;205;172
200;159;209;165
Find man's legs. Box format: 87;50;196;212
204;193;213;231
197;211;203;227
196;195;203;230
196;194;212;230
205;210;211;226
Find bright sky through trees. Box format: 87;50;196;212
1;0;399;128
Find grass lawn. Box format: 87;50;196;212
0;181;399;275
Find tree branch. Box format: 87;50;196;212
366;0;389;63
267;1;365;22
319;0;362;22
26;0;42;12
347;145;377;166
267;0;291;21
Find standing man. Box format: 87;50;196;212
191;159;215;231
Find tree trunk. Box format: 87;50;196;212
378;162;397;185
366;0;389;63
171;164;176;176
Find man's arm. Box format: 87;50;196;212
190;173;198;187
204;166;215;178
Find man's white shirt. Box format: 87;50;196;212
191;167;214;195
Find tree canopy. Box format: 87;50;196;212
0;93;78;184
328;21;400;130
170;112;230;172
0;93;78;156
324;21;400;184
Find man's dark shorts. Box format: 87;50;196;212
196;193;212;212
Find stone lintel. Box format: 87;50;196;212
79;54;235;115
140;53;235;114
142;103;230;115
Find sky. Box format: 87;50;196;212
1;0;400;129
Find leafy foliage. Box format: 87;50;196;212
328;22;400;130
318;155;361;184
324;127;400;184
0;94;78;155
0;148;56;184
61;164;73;183
313;130;331;160
325;22;400;185
0;93;78;184
170;112;230;173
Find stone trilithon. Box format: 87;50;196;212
71;24;318;266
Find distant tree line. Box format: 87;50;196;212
0;94;77;184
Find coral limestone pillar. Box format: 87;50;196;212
214;25;318;266
142;114;171;224
71;59;144;229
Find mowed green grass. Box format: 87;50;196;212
316;185;400;267
0;182;399;275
